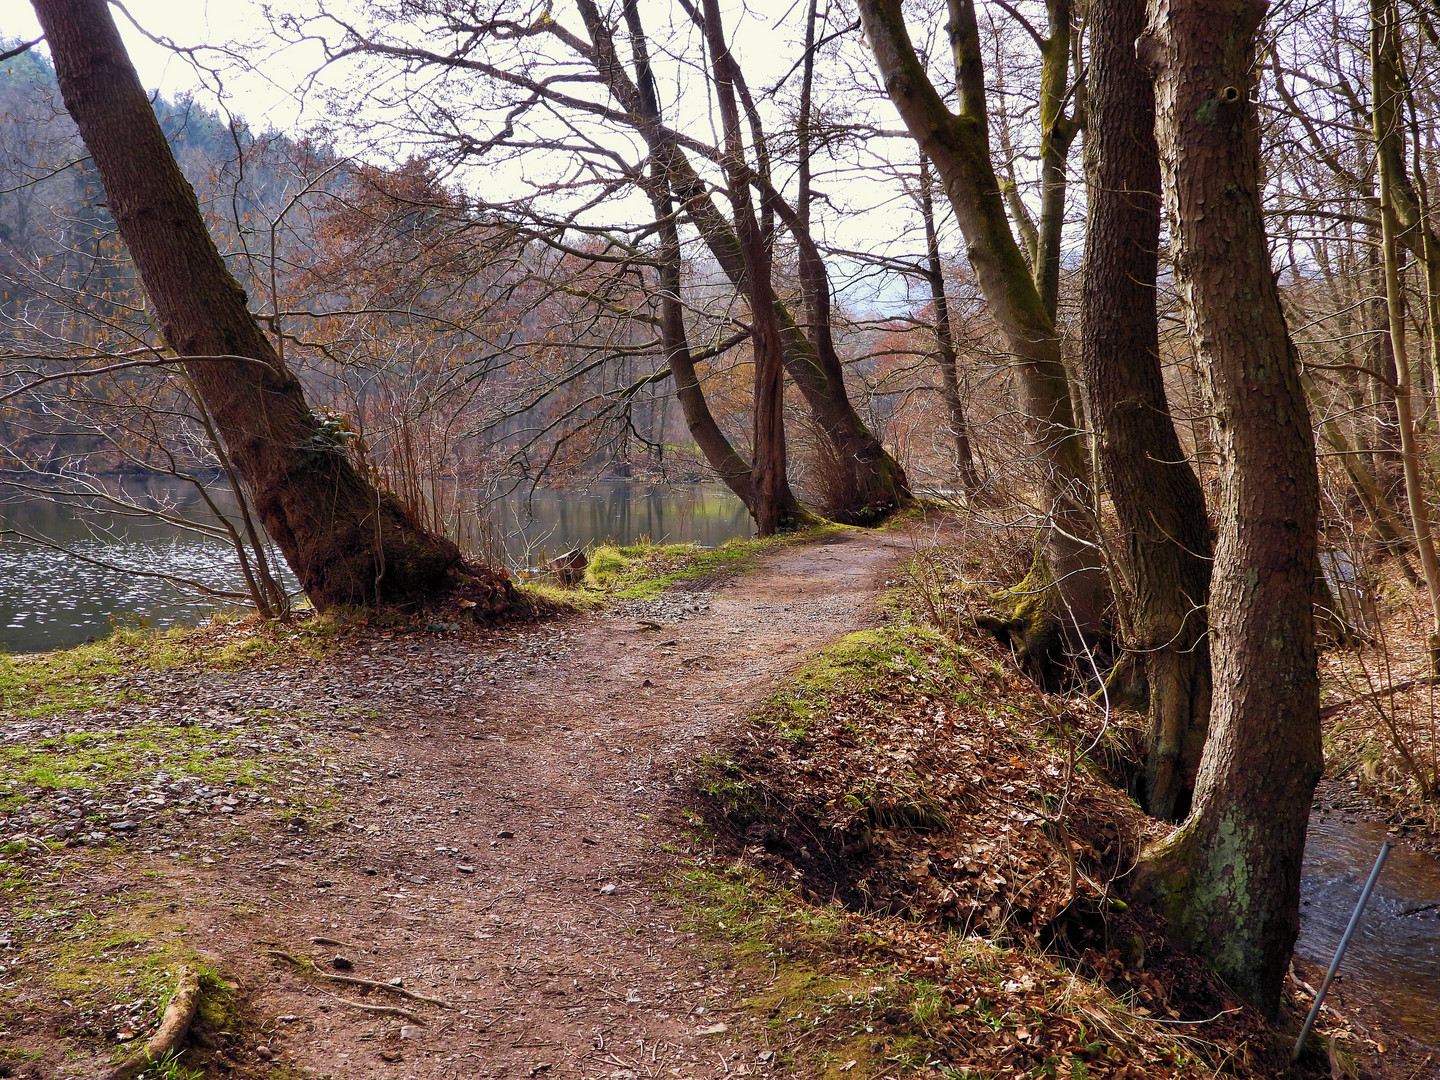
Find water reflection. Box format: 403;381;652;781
0;475;288;654
1;478;753;654
489;481;753;565
1298;813;1440;1044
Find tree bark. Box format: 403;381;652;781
859;0;1109;644
920;157;983;496
1134;0;1323;1015
32;0;481;609
621;0;757;514
577;0;909;524
1373;0;1440;668
1078;0;1213;820
698;0;796;535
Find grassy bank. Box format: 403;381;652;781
672;542;1349;1080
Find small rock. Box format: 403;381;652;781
389;977;405;987
255;1045;274;1061
457;864;476;874
599;883;616;895
581;835;598;845
641;678;653;688
332;955;353;971
697;1023;729;1036
111;820;137;832
377;1050;403;1062
399;1024;422;1040
497;829;514;839
625;989;641;1004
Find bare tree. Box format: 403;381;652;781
29;0;504;610
1077;0;1213;819
1134;0;1323;1014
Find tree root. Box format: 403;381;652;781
265;950;452;1008
320;992;427;1026
103;966;202;1080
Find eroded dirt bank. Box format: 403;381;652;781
12;528;915;1079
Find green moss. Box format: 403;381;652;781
0;721;286;813
0;614;346;719
756;624;969;742
517;580;604;611
574;525;846;599
673;861;1074;1079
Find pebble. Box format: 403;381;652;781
609;591;714;625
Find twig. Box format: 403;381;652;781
322;992;426;1026
482;886;521;912
265;950;452;1008
103;966;202;1080
1320;675;1440;719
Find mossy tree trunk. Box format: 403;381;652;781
33;0;475;609
1078;0;1213;820
859;0;1108;643
1373;0;1440;667
1134;0;1323;1015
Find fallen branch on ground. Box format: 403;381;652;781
265;950;452;1007
103;966;202;1080
1319;675;1440;720
321;992;427;1025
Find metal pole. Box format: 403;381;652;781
1292;839;1392;1062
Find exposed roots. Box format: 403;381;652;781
102;966;202;1080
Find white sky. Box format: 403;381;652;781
1;0;319;130
0;0;1024;312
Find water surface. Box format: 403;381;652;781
1;478;752;653
1298;813;1440;1045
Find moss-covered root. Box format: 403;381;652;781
104;965;202;1080
975;551;1073;691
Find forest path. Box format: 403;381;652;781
175;526;918;1080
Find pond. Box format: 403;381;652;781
0;477;752;654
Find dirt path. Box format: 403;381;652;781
151;528;914;1079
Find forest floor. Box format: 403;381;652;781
0;520;1434;1080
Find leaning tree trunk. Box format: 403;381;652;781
1134;0;1323;1015
1373;0;1440;668
622;0;757;515
1078;0;1213;820
859;0;1109;647
33;0;477;608
699;0;798;535
577;0;909;524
